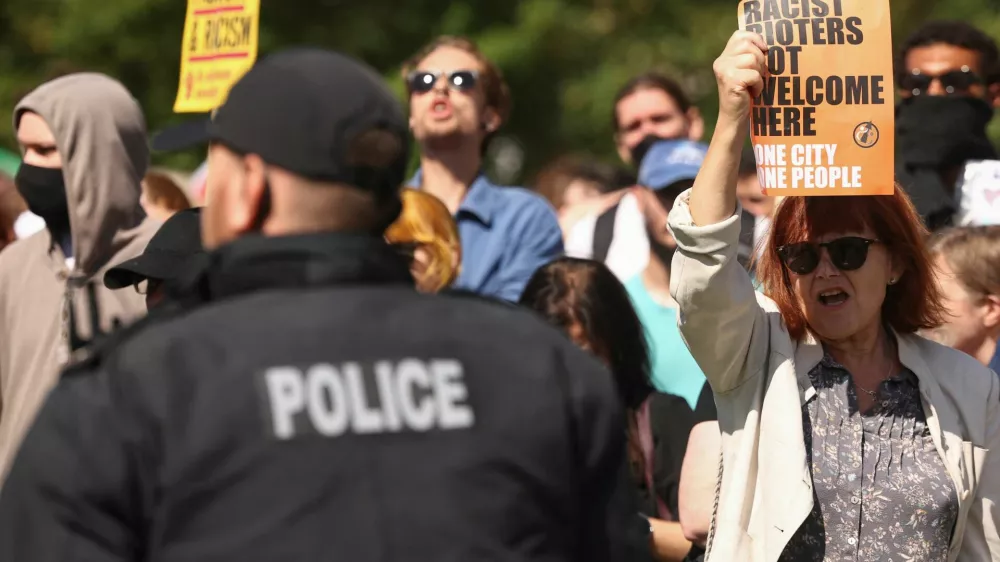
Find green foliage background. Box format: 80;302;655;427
0;0;997;182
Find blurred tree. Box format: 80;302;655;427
0;0;994;181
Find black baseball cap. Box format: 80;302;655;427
104;208;204;290
207;48;410;199
150;117;212;152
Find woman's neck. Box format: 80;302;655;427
418;147;482;215
822;319;896;382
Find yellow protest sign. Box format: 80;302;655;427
739;0;895;196
173;0;260;113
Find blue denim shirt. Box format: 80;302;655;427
411;171;563;301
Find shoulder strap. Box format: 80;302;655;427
592;204;618;263
704;447;724;559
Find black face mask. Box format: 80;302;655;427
15;163;70;236
896;96;997;169
631;134;669;166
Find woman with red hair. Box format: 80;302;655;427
667;32;1000;561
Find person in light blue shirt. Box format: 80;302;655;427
403;36;562;302
622;138;710;409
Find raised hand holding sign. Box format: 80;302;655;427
713;31;769;123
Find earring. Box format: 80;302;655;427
888;278;897;285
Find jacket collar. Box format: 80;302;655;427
793;327;942;405
170;232;414;304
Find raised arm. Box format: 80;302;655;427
667;31;772;394
689;31;767;226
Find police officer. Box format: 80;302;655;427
0;49;631;562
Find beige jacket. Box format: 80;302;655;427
667;191;1000;562
0;74;158;483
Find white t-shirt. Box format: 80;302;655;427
564;192;650;282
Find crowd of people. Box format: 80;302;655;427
0;14;995;562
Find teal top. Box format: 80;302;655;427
624;275;707;410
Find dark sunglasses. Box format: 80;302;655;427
900;66;983;97
777;237;880;275
406;70;479;94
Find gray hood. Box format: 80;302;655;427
14;73;150;276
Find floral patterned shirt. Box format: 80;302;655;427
779;355;958;561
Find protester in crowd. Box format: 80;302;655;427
0;173;27;253
403;36;563;302
667;31;1000;560
0;49;633;562
565;74;708;281
140;168;192;222
522;257;706;562
532;155;636;236
619;139;710;413
926;226;1000;369
104;207;204;310
384;188;461;293
0;73;156;485
532;156;618;211
621;140;722;556
612;74;705;165
896;20;1000;231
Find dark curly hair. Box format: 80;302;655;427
896;21;1000;86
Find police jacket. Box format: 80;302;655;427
0;232;633;562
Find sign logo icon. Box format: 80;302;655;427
853;121;879;149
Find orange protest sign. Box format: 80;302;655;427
173;0;260;113
738;0;894;196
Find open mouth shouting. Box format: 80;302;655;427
429;97;453;119
817;288;850;308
